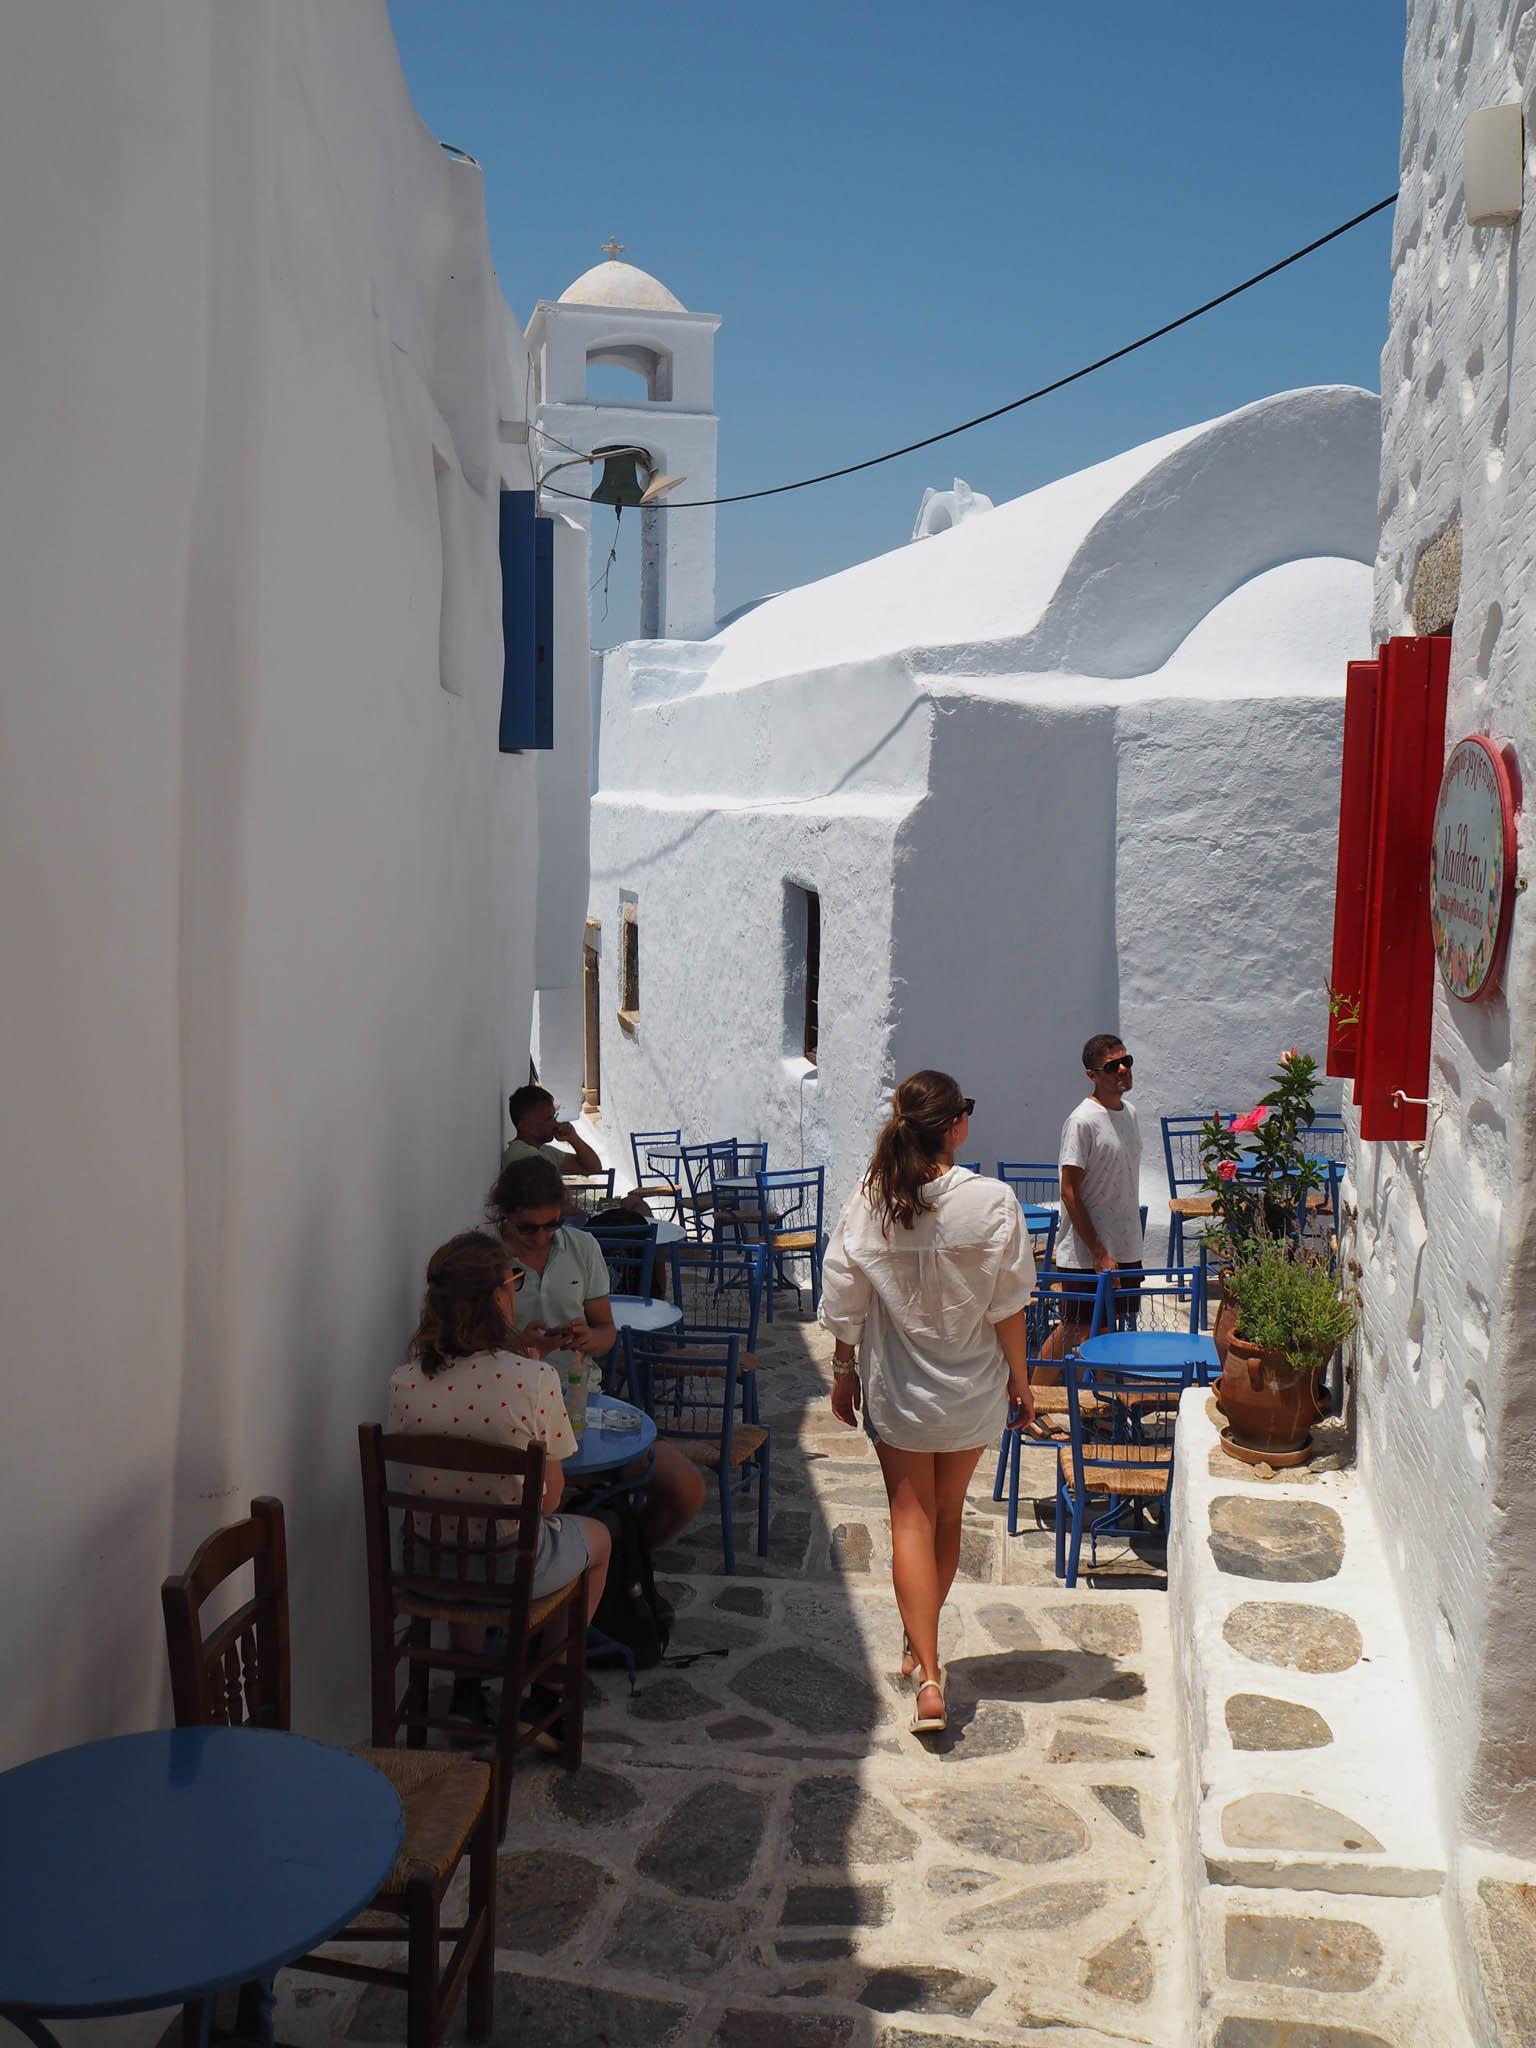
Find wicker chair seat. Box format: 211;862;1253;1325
669;1424;769;1471
1029;1384;1101;1418
769;1228;817;1251
350;1748;491;1893
1057;1443;1172;1498
394;1575;581;1633
1168;1194;1218;1219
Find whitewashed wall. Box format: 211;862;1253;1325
0;0;537;1766
1356;0;1536;2013
591;391;1371;1227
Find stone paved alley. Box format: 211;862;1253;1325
243;1308;1188;2048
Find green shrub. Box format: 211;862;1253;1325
1223;1237;1358;1374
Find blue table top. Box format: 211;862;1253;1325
0;1727;403;2018
566;1393;658;1478
1078;1330;1222;1377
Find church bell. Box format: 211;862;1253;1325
590;450;649;510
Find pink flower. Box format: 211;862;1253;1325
1230;1105;1269;1134
1284;1047;1299;1061
1217;1160;1239;1181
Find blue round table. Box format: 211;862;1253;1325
0;1727;403;2046
566;1393;658;1479
1078;1329;1221;1384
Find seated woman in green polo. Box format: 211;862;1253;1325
486;1156;706;1550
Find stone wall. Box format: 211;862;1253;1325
1360;0;1536;2022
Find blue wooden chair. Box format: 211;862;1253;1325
588;1219;657;1301
668;1241;766;1420
1055;1354;1195;1585
1160;1112;1234;1271
955;1160;980;1173
755;1167;825;1321
562;1169;615;1218
711;1140;770;1245
631;1128;685;1223
625;1329;770;1575
1021;1207;1059;1269
998;1161;1059;1206
680;1140;736;1243
991;1271;1091;1537
1087;1264;1208;1344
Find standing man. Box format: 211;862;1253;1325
1044;1033;1144;1360
503;1083;603;1177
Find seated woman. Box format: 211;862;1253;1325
486;1156;707;1549
386;1229;612;1730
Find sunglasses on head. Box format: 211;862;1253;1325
1098;1054;1133;1074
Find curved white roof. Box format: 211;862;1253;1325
696;386;1379;689
559;259;685;312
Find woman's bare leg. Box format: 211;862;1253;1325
932;1445;986;1610
875;1444;942;1690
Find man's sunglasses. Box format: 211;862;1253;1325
1098;1055;1134;1074
512;1218;562;1238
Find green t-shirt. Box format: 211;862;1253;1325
500;1135;575;1172
510;1225;611;1374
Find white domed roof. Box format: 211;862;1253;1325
558;258;685;312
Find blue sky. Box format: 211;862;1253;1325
387;1;1406;637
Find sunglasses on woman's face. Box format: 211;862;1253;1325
503;1267;526;1289
962;1097;975;1116
1098;1054;1134;1074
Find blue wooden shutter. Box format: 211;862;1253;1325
499;490;555;750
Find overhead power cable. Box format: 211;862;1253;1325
551;192;1398;513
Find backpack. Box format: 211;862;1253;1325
589;1499;672;1671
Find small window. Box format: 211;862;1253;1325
619;899;639;1031
783;883;821;1068
582;919;601;1111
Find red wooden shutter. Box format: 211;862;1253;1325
1354;634;1450;1142
1326;656;1381;1078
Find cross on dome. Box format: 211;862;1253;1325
601;236;625;261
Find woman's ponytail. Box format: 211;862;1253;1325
863;1070;967;1233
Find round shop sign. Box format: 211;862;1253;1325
1429;735;1519;1002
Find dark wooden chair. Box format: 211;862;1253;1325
358;1427;587;1841
161;1497;495;2048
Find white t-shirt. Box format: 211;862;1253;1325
819;1167;1037;1454
1055;1097;1144;1268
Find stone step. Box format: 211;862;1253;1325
1170;1387;1473;2042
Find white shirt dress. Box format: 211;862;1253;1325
819;1167;1037;1453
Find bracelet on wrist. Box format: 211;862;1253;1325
833;1361;859;1379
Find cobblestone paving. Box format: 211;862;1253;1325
263;1311;1190;2047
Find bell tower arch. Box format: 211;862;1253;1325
526;248;720;642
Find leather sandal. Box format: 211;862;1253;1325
909;1665;948;1735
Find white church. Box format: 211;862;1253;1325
529;247;1372;1222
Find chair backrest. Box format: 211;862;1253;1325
1026;1270;1091;1361
161;1497;292;1732
563;1169;616;1217
998;1161;1060;1206
955;1160;980;1173
588;1218;658;1299
625;1329;742;1448
756;1166;824;1242
1023;1207;1059;1268
1086;1265;1206;1339
732;1141;768;1178
1063;1355;1191;1494
1160;1112;1234;1197
681;1140;736;1208
632;1128;683;1188
357;1426;547;1626
668;1241;765;1350
1303;1115;1348;1165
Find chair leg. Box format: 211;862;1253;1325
1006;1430;1022;1538
562;1584;587;1770
764;1247;775;1324
465;1772;497;2042
404;1874;440;2048
756;1432;771;1557
1065;1492;1085;1589
1054;1482;1067;1580
719;1467;736;1574
991;1430;1009;1503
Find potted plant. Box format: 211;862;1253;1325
1197;1050;1357;1465
1215;1235;1358;1464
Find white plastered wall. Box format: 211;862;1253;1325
0;0;537;1764
1358;0;1536;2016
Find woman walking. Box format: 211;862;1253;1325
821;1072;1037;1733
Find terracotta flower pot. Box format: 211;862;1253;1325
1218;1334;1328;1468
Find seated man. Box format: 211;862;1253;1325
502;1083;603;1178
487;1156;706;1549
